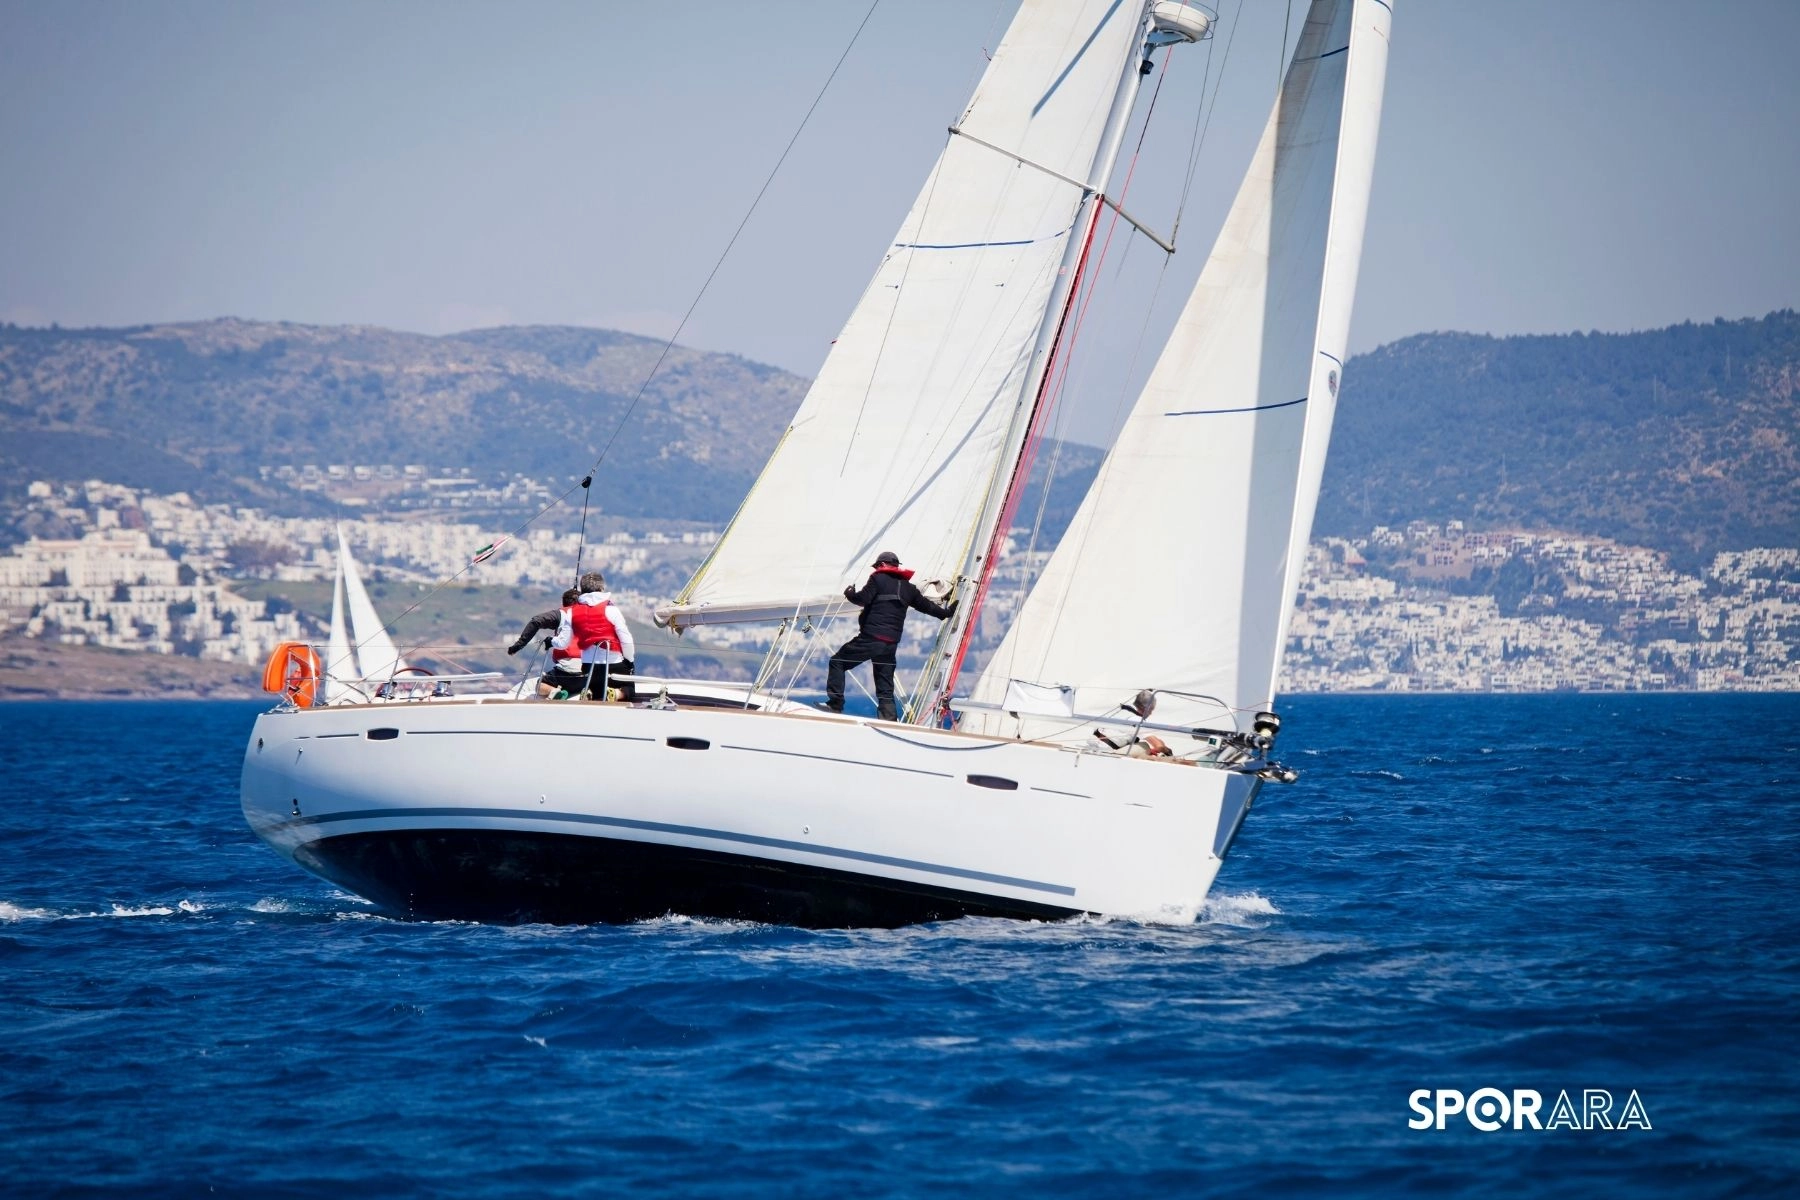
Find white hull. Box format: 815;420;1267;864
241;700;1260;926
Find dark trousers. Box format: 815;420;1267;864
581;658;636;702
827;635;898;719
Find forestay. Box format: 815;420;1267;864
661;0;1148;631
965;0;1391;740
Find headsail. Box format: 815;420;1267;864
965;0;1392;739
659;0;1155;632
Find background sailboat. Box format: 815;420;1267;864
320;527;407;703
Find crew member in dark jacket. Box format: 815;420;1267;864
824;551;955;721
506;588;580;656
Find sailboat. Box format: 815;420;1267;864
242;0;1392;926
320;528;410;703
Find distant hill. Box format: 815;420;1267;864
0;319;806;523
1319;311;1800;568
0;317;1104;543
4;312;1797;566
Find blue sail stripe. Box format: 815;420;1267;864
1165;396;1309;417
894;231;1063;250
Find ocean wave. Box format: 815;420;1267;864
0;900;54;922
106;904;176;918
628;912;767;933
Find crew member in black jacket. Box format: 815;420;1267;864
506;588;580;656
824;551;955;720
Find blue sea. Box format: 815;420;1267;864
1;695;1796;1197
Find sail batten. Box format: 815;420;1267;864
966;0;1391;741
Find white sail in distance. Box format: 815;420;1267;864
661;0;1154;631
323;551;353;704
967;0;1392;739
336;528;407;684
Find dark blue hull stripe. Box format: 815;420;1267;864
274;805;1076;897
293;828;1083;928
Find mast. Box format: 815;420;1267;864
916;1;1214;720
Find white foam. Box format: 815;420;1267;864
630;912;763;932
522;1035;548;1048
177;899;205;913
1199;890;1282;926
0;900;53;922
107;904;175;918
249;898;296;913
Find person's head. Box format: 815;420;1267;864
561;588;580;606
873;550;900;568
578;571;606;594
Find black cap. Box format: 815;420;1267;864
874;550;900;567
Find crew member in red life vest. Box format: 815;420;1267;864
553;571;637;701
824;551;955;721
506;588;584;697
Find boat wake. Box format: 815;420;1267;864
1200;890;1282;926
1056;890;1282;930
0;898;205;921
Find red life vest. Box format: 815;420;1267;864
570;601;621;655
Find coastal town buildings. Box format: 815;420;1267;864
2;482;1795;691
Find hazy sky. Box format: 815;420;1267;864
3;0;1798;442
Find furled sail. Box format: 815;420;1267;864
659;0;1152;632
965;0;1391;740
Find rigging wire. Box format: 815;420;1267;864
571;474;593;583
579;0;882;495
1279;0;1295;92
1173;0;1242;245
356;0;882;667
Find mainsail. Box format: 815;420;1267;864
965;0;1391;739
658;0;1158;632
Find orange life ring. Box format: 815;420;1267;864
261;641;321;707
